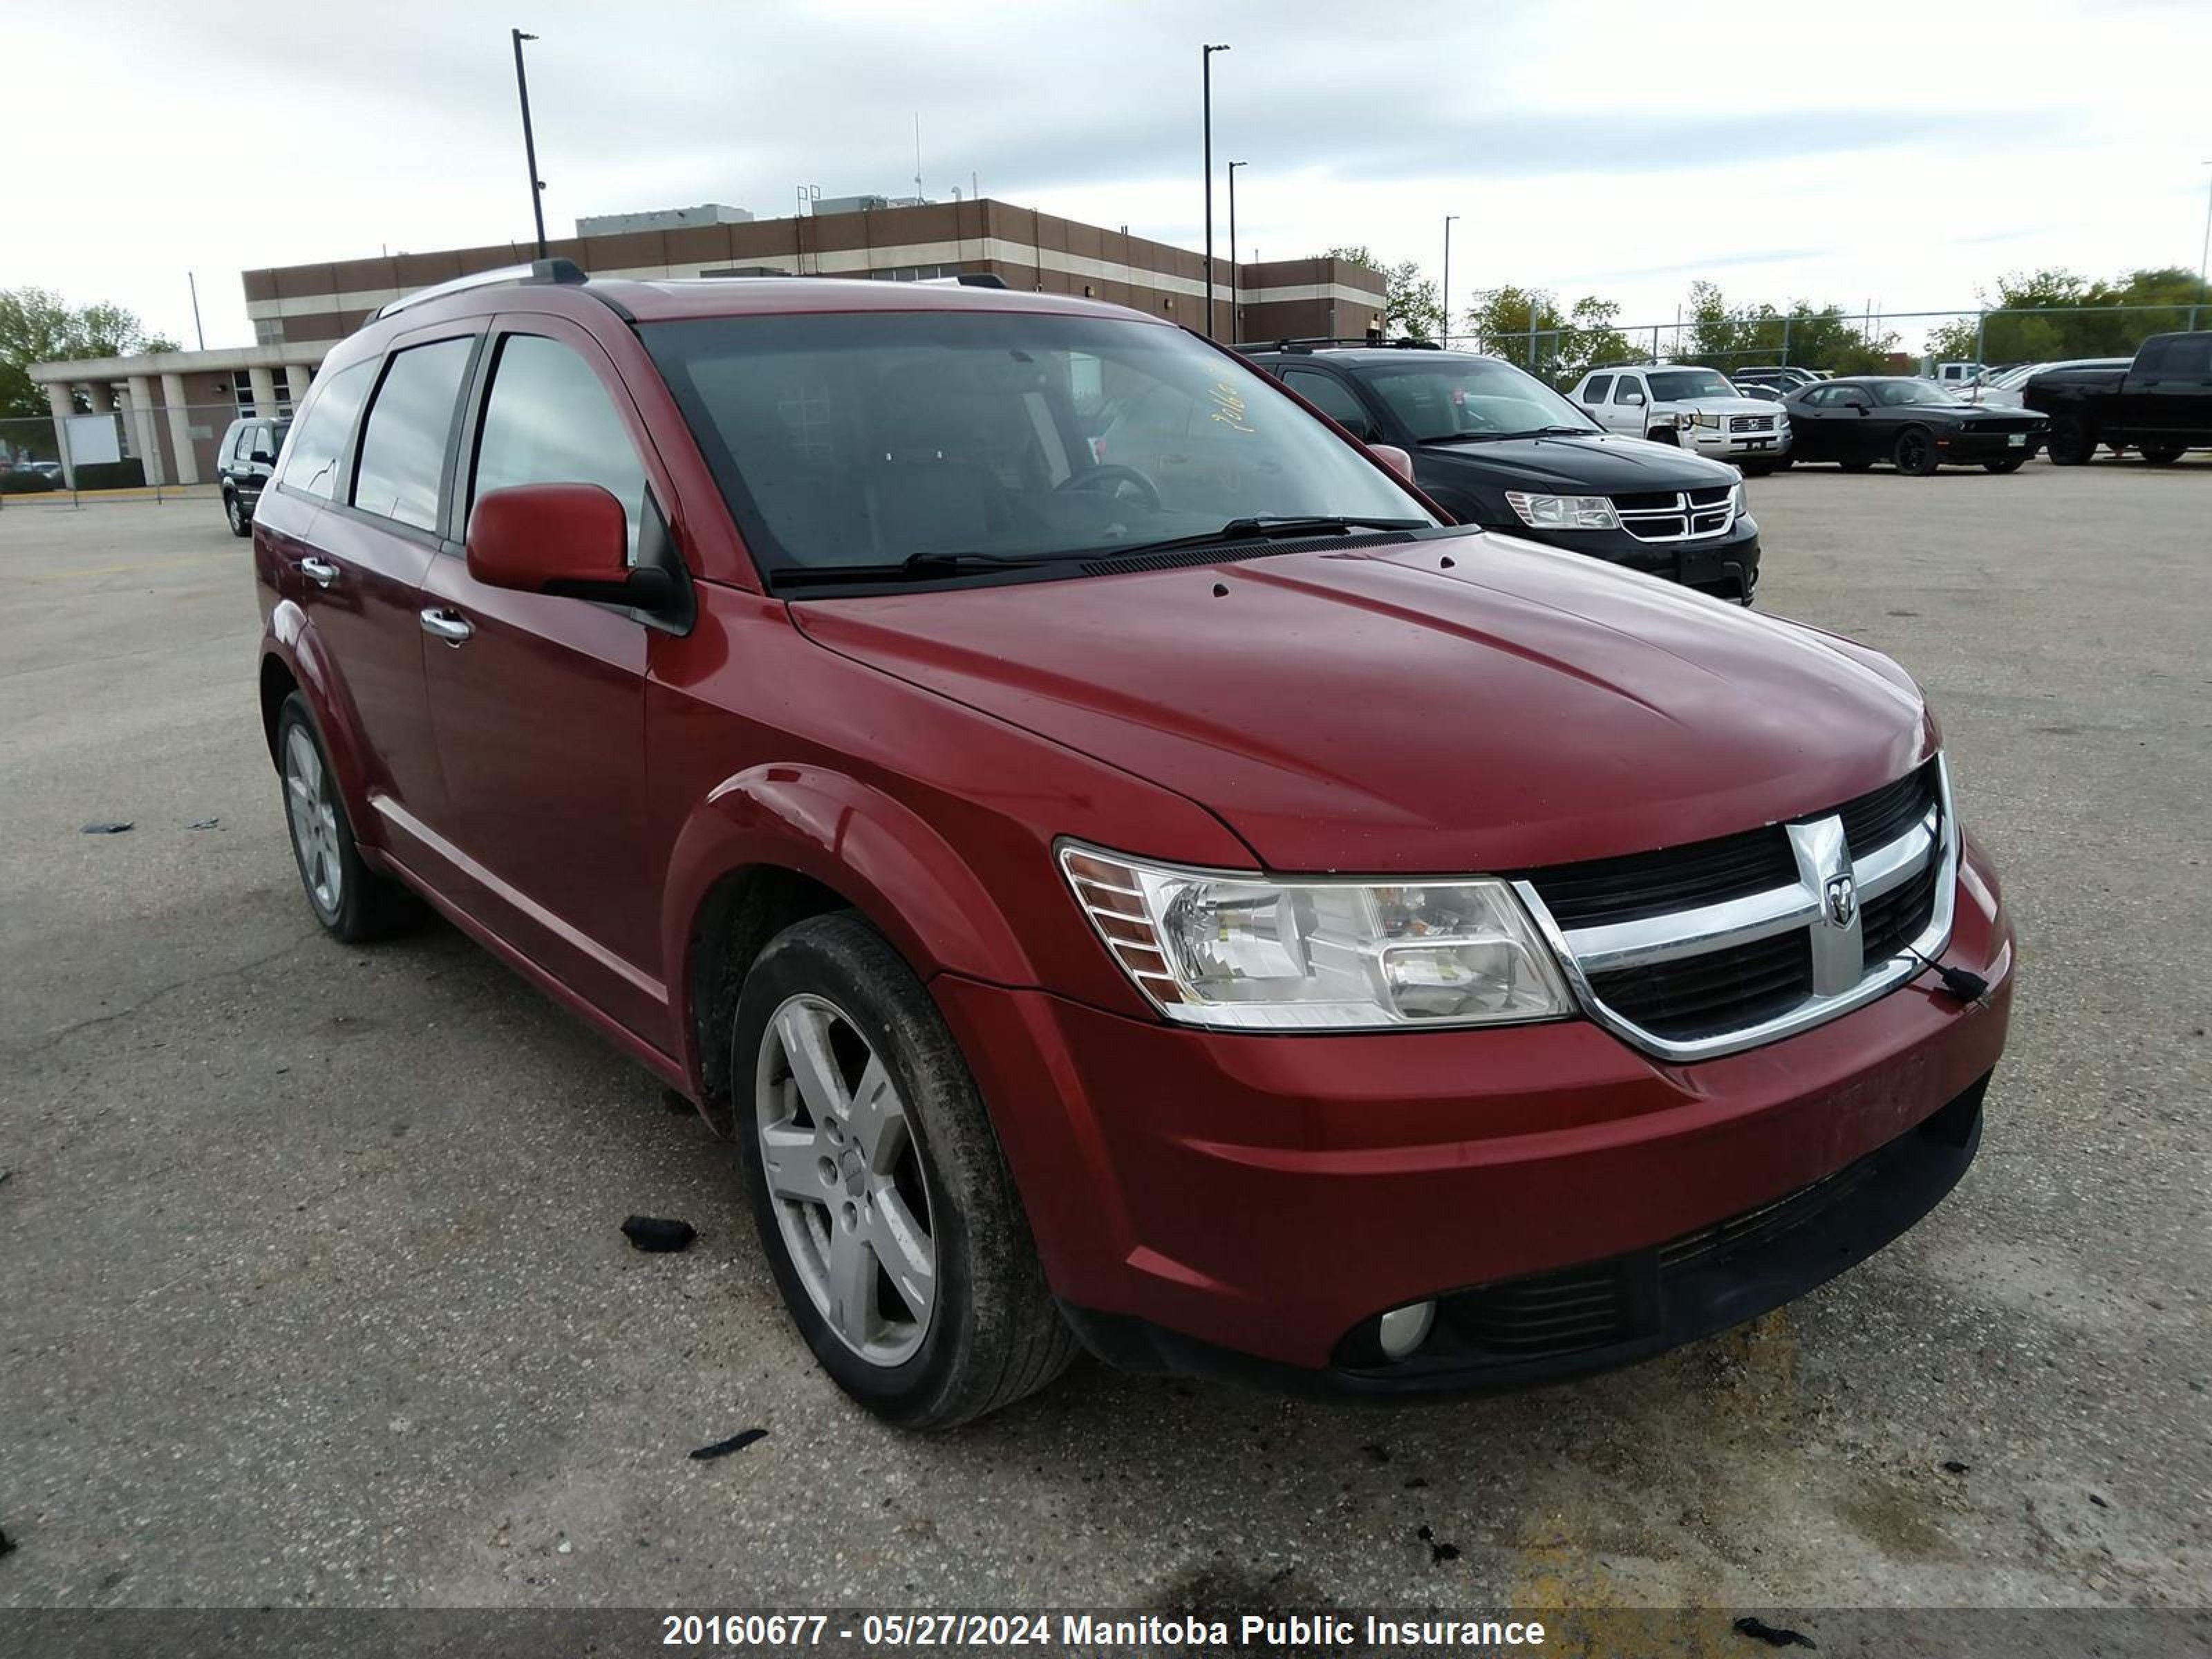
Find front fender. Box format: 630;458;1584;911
263;603;383;854
661;763;1042;1065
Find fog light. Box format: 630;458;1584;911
1376;1300;1436;1361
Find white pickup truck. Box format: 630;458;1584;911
1568;365;1792;474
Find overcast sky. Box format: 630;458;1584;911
13;0;2210;353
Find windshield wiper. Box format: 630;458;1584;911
1092;514;1430;559
1503;426;1602;439
775;549;1081;588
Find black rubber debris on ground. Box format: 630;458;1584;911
689;1429;768;1461
1733;1615;1817;1649
620;1215;696;1253
2088;1492;2110;1509
1359;1443;1391;1463
1415;1524;1460;1565
660;1089;693;1115
79;822;133;835
188;817;221;830
0;1526;15;1559
1942;1460;1970;1475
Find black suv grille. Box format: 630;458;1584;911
1587;930;1813;1042
1839;760;1938;855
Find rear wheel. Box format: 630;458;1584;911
1982;456;2029;474
1893;427;1939;476
2045;413;2097;465
275;693;423;942
225;491;250;537
2138;444;2186;465
733;912;1076;1429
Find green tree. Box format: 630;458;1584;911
1322;247;1442;340
1;288;178;421
1681;282;1895;375
1927;266;2202;364
1460;286;1632;383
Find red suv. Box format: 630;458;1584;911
254;261;2014;1427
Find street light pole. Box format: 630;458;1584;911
1441;214;1459;347
1201;44;1230;340
512;28;548;259
1227;160;1246;344
2196;160;2212;331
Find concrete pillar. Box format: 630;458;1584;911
247;366;279;420
46;384;77;487
283;362;313;406
160;373;200;486
125;376;167;487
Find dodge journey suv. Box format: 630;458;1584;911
254;261;2014;1427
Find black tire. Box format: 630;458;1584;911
2138;444;2186;465
274;693;423;942
1645;427;1680;446
1770;453;1795;472
1983;456;2029;474
2045;413;2097;465
225;491;250;537
732;912;1076;1430
1893;426;1940;476
1738;460;1777;477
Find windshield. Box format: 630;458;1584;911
1874;380;1961;406
1647;369;1738;402
641;311;1434;579
1360;356;1597;441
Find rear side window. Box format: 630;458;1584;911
276;359;376;500
1583;375;1613;402
471;334;647;560
1282;370;1376;440
351;338;474;532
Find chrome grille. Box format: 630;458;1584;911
1729;414;1778;433
1515;758;1957;1060
1612;485;1737;543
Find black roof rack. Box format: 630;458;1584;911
373;257;592;320
1235;335;1446;355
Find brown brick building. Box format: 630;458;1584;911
242;198;1387;356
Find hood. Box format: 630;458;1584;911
789;533;1933;875
1416;431;1741;494
1665;395;1784;418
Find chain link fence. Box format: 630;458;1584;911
1449;301;2210;388
0;400;273;511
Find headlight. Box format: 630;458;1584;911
1731;480;1748;515
1059;844;1573;1031
1503;490;1620;531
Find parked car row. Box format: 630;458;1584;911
249;261;2014;1425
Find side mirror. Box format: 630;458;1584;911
1367;442;1416;485
1621;391;1646;406
1852;401;1871;415
250;447;276;466
467;482;670;606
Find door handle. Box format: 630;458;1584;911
299;556;339;588
419;607;474;646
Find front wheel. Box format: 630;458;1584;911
2138;444;2186;465
1738;460;1777;477
1983;456;2029;474
2045;413;2097;465
733;913;1076;1429
1893;427;1940;476
225;491;250;537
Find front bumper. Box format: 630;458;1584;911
1935;429;2044;464
1497;516;1759;603
933;835;2012;1389
1683;423;1790;460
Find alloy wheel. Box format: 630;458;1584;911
754;994;937;1367
1897;431;1931;474
283;724;343;915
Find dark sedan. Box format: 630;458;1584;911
1783;377;2045;475
1242;346;1760;602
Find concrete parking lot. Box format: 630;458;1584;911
2;458;2207;1618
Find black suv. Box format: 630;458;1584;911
1242;344;1760;603
218;415;290;537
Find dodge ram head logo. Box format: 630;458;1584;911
1824;873;1859;929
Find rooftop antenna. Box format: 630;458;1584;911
913;113;924;200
